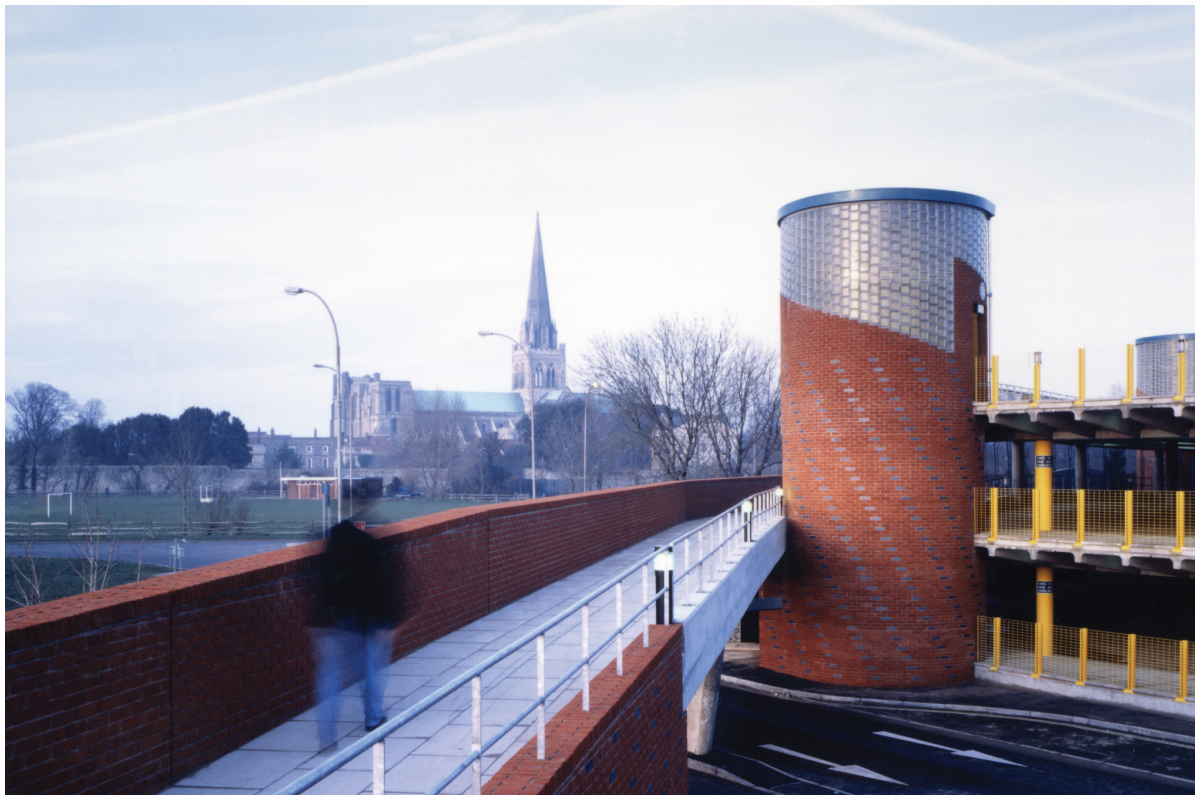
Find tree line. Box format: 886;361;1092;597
5;382;252;496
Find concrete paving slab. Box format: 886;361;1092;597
173;749;312;790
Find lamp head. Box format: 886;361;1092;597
740;500;753;514
284;286;303;295
774;487;784;498
478;330;493;337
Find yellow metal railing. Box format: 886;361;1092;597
977;616;1195;701
974;488;1195;550
976;341;1195;403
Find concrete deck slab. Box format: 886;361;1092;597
164;517;710;795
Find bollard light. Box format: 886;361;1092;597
774;487;784;498
740;500;753;515
653;548;674;572
1177;336;1187;354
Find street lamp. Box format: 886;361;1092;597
583;381;600;492
479;330;537;499
315;363;352;520
286;286;342;526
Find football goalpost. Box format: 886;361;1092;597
200;486;215;504
47;492;73;517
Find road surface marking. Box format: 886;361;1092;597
760;744;907;785
874;731;1024;766
718;750;851;794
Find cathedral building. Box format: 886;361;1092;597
338;216;571;443
512;214;568;414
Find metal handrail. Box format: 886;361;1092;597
277;487;783;795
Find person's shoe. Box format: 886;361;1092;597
365;716;387;733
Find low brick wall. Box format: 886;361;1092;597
5;476;776;794
483;625;686;795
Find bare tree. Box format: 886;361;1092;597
582;316;733;480
5;382;77;493
67;489;119;594
155;422;206;522
5;530;63;608
704;337;782;477
406;392;466;499
77;398;107;429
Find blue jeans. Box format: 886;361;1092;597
316;621;388;749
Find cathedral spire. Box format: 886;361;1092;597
522;214;556;351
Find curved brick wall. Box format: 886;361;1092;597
764;192;989;687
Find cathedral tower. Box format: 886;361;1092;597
514;215;567;413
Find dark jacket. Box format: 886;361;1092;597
313;521;402;630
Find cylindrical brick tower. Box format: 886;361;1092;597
764;188;992;687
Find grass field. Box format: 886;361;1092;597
5;557;173;611
4;495;489;539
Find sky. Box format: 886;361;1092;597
5;4;1195;437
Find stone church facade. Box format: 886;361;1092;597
338;216;571;443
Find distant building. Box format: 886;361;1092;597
338;215;572;443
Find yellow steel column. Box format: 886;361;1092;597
1177;641;1189;702
991;617;1001;671
1075;348;1085;405
989;355;999;408
1175;337;1187;403
1031;351;1042;407
1076;628;1089;686
1035;440;1052;534
1124;634;1137;693
1172;491;1185;554
988;487;998;543
1074;489;1086;547
1122;489;1133;551
1123;344;1134;403
1036;566;1054;658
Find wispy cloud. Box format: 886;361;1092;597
816;6;1194;126
8;6;656;157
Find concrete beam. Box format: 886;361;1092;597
678;516;785;708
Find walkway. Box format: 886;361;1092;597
163;517;712;795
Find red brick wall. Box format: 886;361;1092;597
483;625;686;795
5;477;772;794
763;258;986;687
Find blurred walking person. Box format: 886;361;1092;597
313;519;401;751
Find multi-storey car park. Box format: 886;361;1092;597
763;187;1193;709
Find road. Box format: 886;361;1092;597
5;539;306;572
688;685;1193;794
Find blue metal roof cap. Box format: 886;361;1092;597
1135;333;1194;345
778;188;995;224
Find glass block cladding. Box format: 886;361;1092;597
1136;334;1196;396
780;200;989;352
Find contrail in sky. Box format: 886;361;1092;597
8;6;655;157
817;6;1194;126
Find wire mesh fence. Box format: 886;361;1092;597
977;616;1194;701
973;488;1195;550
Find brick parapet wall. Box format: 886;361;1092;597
483;625;686;795
5;476;775;794
764;259;986;687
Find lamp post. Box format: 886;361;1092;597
479;330;536;499
583;381;599;492
315;363;352;520
286;286;342;526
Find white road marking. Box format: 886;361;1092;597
760;744;907;785
874;731;1025;766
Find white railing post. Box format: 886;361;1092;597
471;675;482;793
615;581;624;676
536;634;546;760
642;563;649;647
684;536;691;601
581;603;590;712
373;740;385;795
